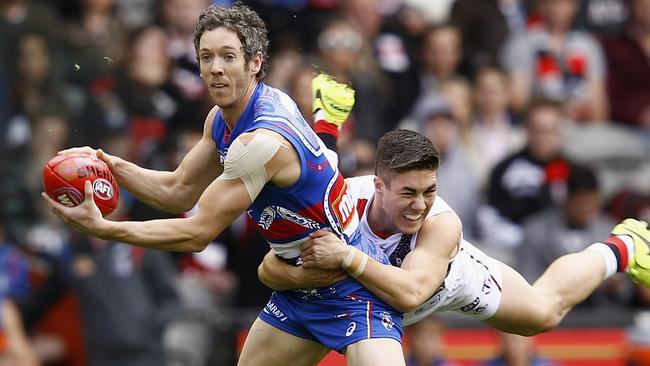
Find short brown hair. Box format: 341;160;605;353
375;129;440;183
193;2;269;80
524;97;563;124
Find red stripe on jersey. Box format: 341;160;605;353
367;301;373;339
356;198;368;217
372;227;394;240
299;202;326;223
224;128;231;144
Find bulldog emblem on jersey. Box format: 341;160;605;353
258;206;276;230
379;311;395;330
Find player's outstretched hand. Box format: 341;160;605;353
58;147;120;172
302;229;349;270
42;180;105;235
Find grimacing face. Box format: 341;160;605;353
375;169;437;235
198;27;261;110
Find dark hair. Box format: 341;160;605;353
524;97;563;124
568;163;599;195
375;129;440;182
193;2;269;80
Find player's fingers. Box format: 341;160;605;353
96;149;115;167
301;246;313;257
84;180;94;202
301;255;315;267
302;240;313;250
309;229;329;238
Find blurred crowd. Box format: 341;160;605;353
1;0;650;365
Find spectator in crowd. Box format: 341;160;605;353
418;24;464;99
471;67;525;186
417;96;480;241
0;216;40;366
483;332;557;366
114;24;188;161
516;164;623;306
316;18;387;174
374;3;428;127
159;0;212;129
601;0;650;131
288;65;317;124
18;234;179;366
450;0;528;77
574;0;630;35
339;0;384;44
480;98;572;253
264;47;306;94
501;0;608;123
61;0;127;86
439;77;476;156
316;18;389;144
5;31;78;151
406;315;459;366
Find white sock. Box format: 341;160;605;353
587;243;618;279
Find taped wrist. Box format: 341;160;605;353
342;246;368;278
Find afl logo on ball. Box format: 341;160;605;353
92;178;113;200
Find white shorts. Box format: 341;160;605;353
403;240;503;326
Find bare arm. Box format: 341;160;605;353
59;106;222;214
258;250;347;290
302;212;462;312
43;130;299;252
2;300;40;366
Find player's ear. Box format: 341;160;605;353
249;51;263;76
374;176;384;193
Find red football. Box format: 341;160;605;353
42;153;120;216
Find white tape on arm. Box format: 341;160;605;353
218;133;282;201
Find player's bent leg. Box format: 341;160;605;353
483;261;562;336
344;338;406;366
237;317;329;366
532;249;606;314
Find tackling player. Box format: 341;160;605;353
260;122;650;337
42;4;407;366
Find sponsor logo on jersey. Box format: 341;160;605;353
346;321;357;336
92;178;113;200
331;181;356;231
263;300;287;322
380;312;395;330
460;297;481;313
473;304;488;315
